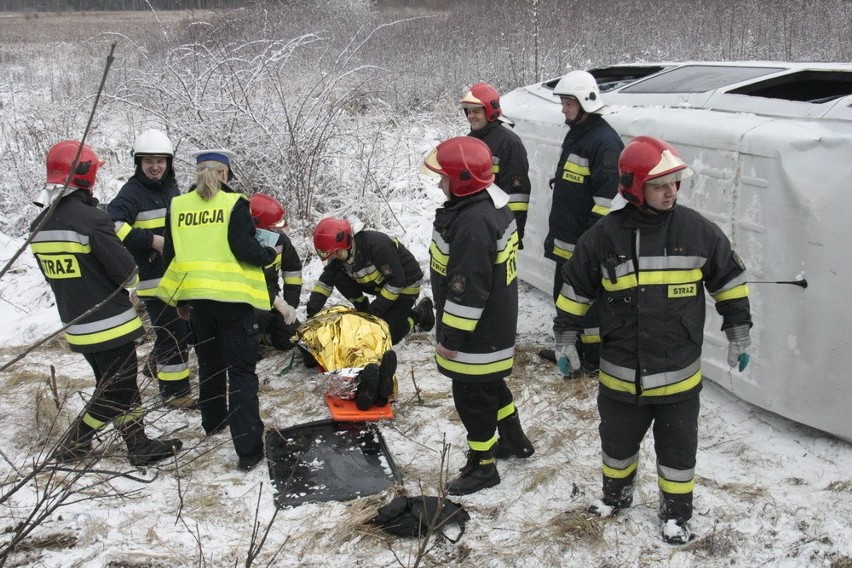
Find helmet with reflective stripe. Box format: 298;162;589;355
313;218;353;260
249;193;287;229
45;140;101;191
131;129;174;159
618;136;693;207
553;70;604;113
459;82;502;121
423;136;494;197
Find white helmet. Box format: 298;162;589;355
553;70;604;113
131;129;174;158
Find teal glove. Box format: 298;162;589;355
725;325;752;371
555;330;581;376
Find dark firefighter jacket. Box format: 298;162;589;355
554;203;752;405
469;120;531;245
107;171;180;297
545;114;623;262
29;190;144;353
430;191;519;382
263;230;303;308
307;230;423;318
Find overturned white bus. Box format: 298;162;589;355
502;61;852;442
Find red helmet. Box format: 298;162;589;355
618;136;693;207
249;193;287;229
313;218;353;260
45;140;101;191
423;137;494;197
459;82;502;121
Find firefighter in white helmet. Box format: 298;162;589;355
108;129;194;409
542;70;625;377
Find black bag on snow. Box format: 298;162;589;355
371;495;470;542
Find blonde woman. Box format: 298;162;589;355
157;149;276;471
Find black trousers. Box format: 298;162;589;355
452;378;514;451
255;308;300;350
143;297;191;397
191;302;265;460
597;393;699;521
81;341;142;425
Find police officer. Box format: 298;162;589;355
307;218;434;345
459;82;531;248
108;129;194;408
424;136;534;496
157;149;275;471
31;140;182;466
554;136;752;544
544;70;625;375
248;193;303;351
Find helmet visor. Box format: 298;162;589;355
421;147;443;176
646;167;694;186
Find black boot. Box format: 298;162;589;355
355;364;380;410
117;419;183;467
412;297;435;332
53;420;97;463
375;350;397;406
494;412;534;459
447;450;500;495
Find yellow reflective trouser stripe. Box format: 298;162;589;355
659;476;695;494
591;204;610;216
158;366;190;382
380;288;399;301
283;276;303;286
712;283;749;302
112;408;145;427
603;269;703;292
602;460;638;480
468;434;498;452
497;402;516;421
30;241;91;254
599;370;637;395
556;295;589;317
66;317;143;347
508;202;529;212
642;370;701;397
437;354;513;376
442;312;478;332
580;333;600;344
401;286;421;295
82;413;107;430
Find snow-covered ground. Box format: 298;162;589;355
2;177;851;567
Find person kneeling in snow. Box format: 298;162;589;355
306;217;434;345
248;193;303;351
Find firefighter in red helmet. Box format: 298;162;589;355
459;82;531;248
248;193;303;351
31;140;183;466
307;217;434;345
424;136;534;495
554;135;752;544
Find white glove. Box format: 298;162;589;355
273;296;297;325
555;330;581;376
725;324;752;370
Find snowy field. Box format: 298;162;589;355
2;201;851;567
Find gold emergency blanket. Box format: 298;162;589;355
296;306;392;371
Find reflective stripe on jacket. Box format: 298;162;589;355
554;204;751;404
430;191;519;382
29;190;144;353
